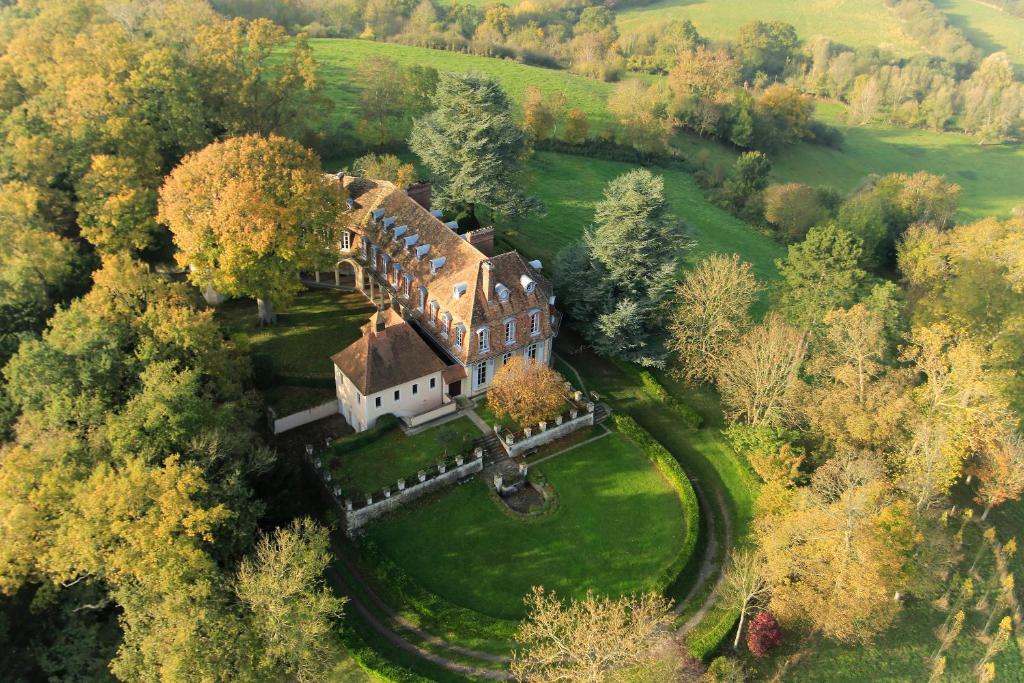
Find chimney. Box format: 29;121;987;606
373;309;386;334
467;227;495;256
481;261;494;301
406;181;432;210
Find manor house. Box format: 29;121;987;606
329;175;560;432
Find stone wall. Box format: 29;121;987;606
497;398;596;458
312;450;484;535
271;400;339;434
403;399;458;428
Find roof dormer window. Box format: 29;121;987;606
393;225;407;239
504;318;515;345
430;256;446;275
404;234;419;248
452;282;467;300
403;273;412;298
454;324;466;349
382;216;396;229
495;283;510;302
415;244;430;260
445;220;458;230
520;274;536;294
371;208;385;222
418;286;427;311
441;312;452;338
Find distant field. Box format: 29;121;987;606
309;39;1022;224
308;38;615;128
935;0;1024;71
616;0;920;56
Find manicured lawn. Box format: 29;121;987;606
936;0;1024;72
367;433;691;620
216;288;375;380
616;0;921;57
328;417;482;496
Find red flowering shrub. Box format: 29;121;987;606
746;611;783;657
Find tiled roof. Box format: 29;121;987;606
331;309;446;395
337;176;556;366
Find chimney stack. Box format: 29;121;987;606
481;261;494;301
374;309;386;334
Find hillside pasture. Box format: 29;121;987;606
616;0;921;57
935;0;1024;71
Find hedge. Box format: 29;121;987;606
613;414;700;590
685;606;740;660
637;370;703;430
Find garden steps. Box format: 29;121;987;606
593;402;611;424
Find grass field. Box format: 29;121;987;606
217;289;375;380
327;417;481;496
308;38;616;128
501;151;785;284
616;0;921;56
936;0;1024;71
309;38;1022;223
367;433;690;620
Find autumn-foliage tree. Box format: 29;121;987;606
488;357;566;428
353;153;416;188
716;314;807;426
159;134;345;325
668;253;760;384
968;430;1024;520
511;587;688;682
745;611;783;657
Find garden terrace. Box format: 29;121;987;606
325;416;481;498
365;432;692;620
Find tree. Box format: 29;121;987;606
667;46;740;135
236;518;346;683
725;423;805;485
717;151;771;221
77;154;161;253
722;548;769;649
757;454;928;643
560;169;683;363
563;108;590;144
969;430;1024;520
193;18;329;138
763;183;830;243
488;357;567;428
523;86;557;142
511;587;680;682
776;225;866;329
668;254;760;384
735;20;798;80
158;134;345;324
745;611;783;657
716;314;806;426
410;72;541;221
356;56;408;148
352;153;416;188
755;84;813;146
608;79;672;153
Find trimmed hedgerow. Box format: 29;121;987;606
613;414;700;589
637;370;703;430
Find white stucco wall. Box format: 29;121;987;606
336;365;447;432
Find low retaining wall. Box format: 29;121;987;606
271;400;339;434
309;450;485;535
497;399;596;458
403;400;458;428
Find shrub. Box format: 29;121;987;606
746;611;783;657
613;414;700;587
705;655;748;682
638;370;703;429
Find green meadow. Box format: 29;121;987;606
310;39;1023;221
935;0;1024;71
616;0;921;56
